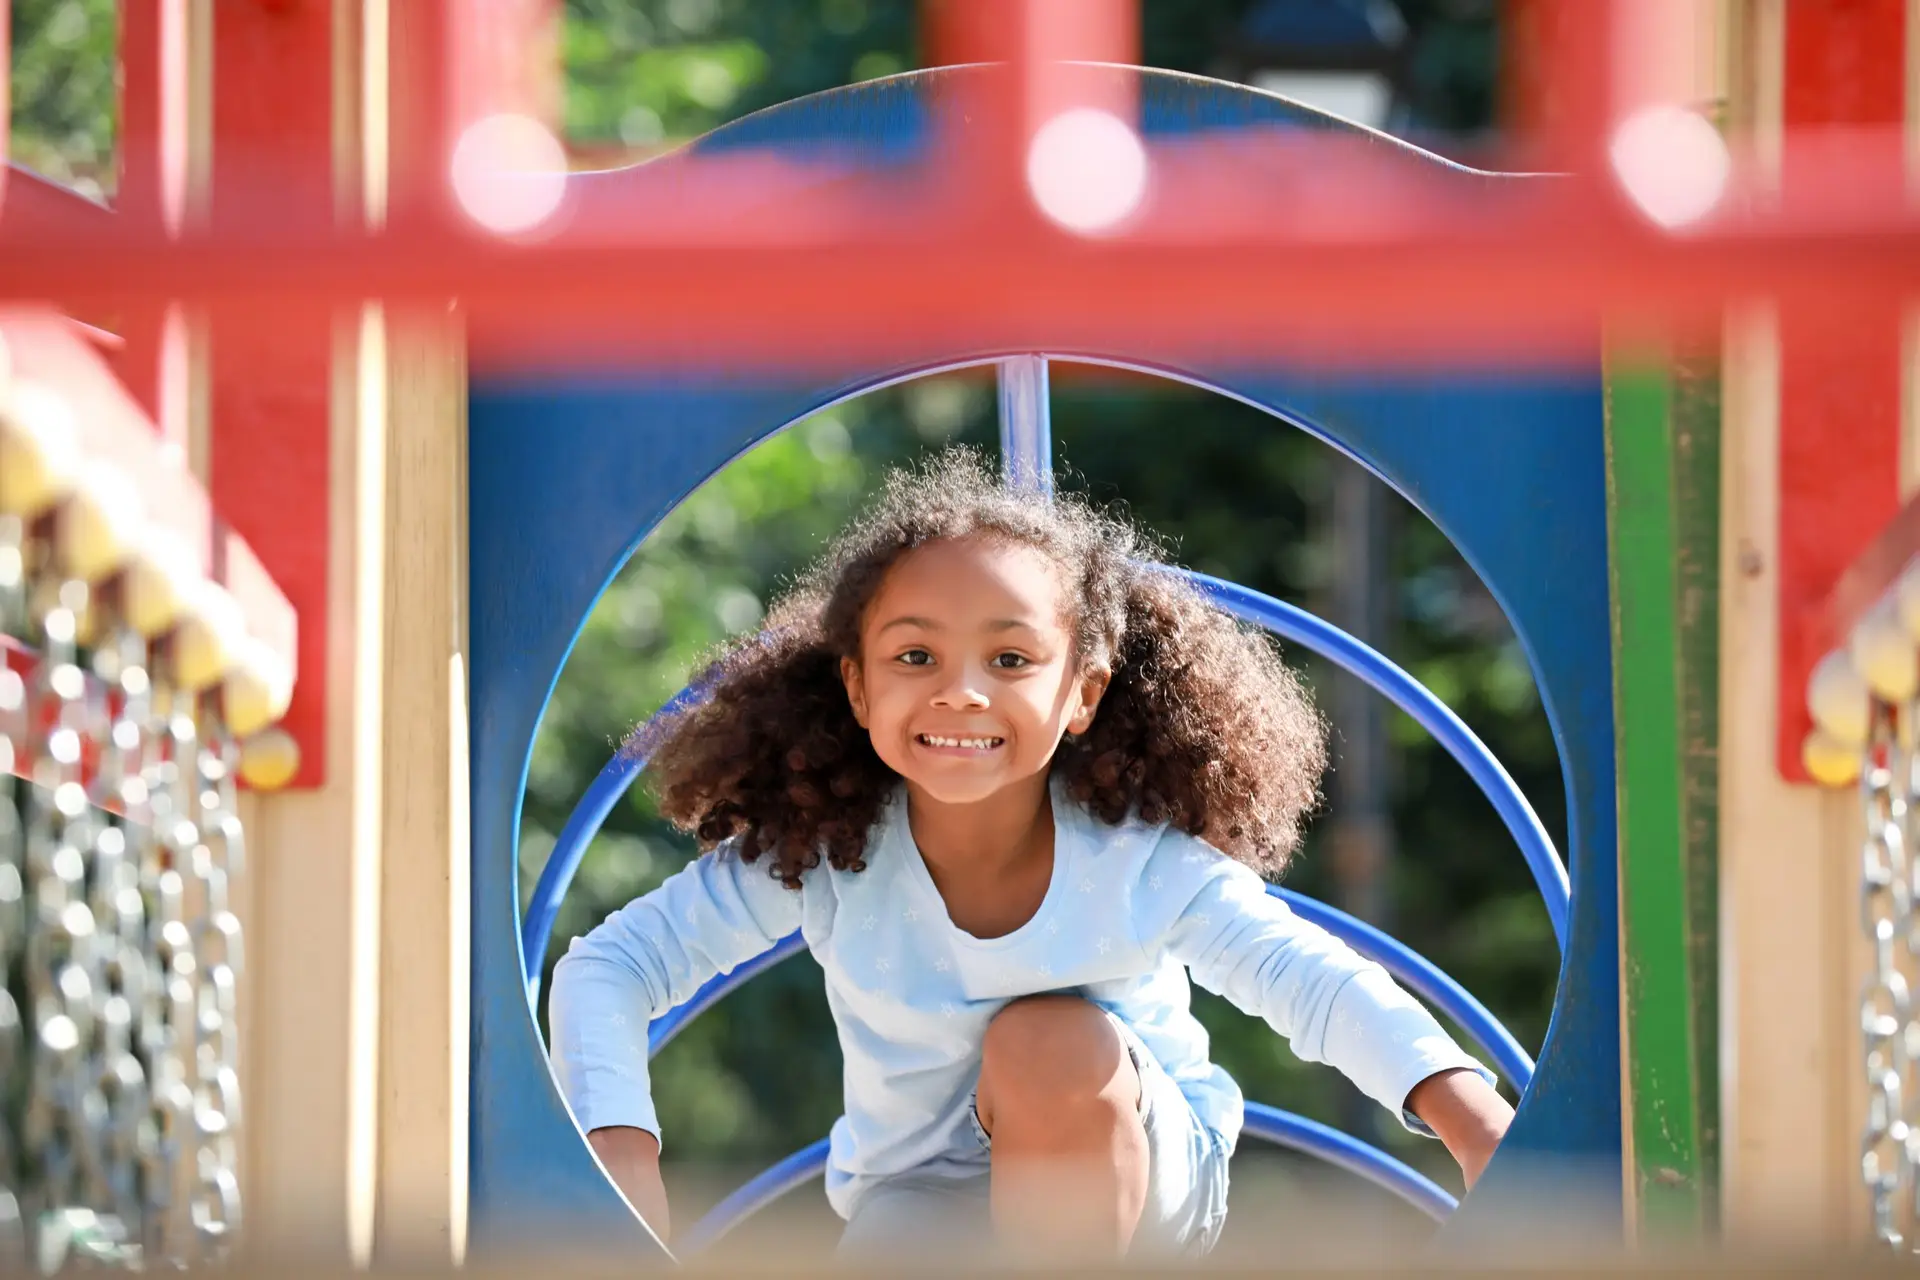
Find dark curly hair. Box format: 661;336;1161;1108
628;447;1328;889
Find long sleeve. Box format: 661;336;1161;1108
547;844;805;1146
1148;839;1493;1135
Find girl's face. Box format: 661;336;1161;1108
841;536;1109;807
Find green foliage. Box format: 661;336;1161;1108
563;0;918;146
9;0;119;196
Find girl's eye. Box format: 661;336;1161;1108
896;649;933;667
990;653;1030;670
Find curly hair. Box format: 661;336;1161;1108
628;447;1328;889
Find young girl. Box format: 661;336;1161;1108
549;449;1513;1263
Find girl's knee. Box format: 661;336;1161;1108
979;997;1137;1128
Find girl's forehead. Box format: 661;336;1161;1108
868;537;1070;617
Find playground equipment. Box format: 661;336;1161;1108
2;0;1919;1270
0;314;299;1269
471;71;1623;1262
505;347;1569;1251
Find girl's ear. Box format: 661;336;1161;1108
1067;664;1112;736
840;655;870;727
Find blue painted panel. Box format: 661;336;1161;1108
469;65;1618;1259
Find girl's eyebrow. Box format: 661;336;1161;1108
877;615;940;633
875;616;1041;634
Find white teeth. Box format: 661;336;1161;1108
920;734;1001;750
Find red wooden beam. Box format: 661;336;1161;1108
0;188;1913;373
922;0;1140;218
1502;0;1612;172
1775;0;1908;782
117;0;197;433
0;166;121;339
0;162;116;237
1811;492;1920;675
206;0;336;788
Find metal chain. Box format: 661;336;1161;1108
143;673;201;1269
1903;689;1920;1251
0;513;251;1272
1861;697;1912;1250
188;719;242;1258
0;515;32;1273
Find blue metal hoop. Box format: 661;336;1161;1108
521;577;1568;1002
640;886;1533;1091
676;1100;1459;1255
519;407;1559;1249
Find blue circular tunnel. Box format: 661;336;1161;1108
516;356;1568;1254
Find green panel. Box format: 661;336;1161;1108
1605;348;1720;1238
1671;353;1721;1221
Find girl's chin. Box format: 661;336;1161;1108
894;763;1051;807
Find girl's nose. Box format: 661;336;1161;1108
931;666;991;710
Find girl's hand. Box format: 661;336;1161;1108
1405;1068;1514;1190
588;1126;672;1243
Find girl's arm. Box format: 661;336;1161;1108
1154;847;1507;1164
1406;1067;1514;1189
548;844;804;1238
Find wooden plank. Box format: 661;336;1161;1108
372;311;470;1267
222;2;375;1267
239;306;386;1265
1720;299;1859;1244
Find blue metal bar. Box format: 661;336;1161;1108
1240;1102;1458;1222
677;1101;1457;1253
648;930;807;1056
679;1137;831;1255
521;578;1566;993
1183;570;1570;950
640;891;1530;1093
997;355;1053;495
520;681;709;1006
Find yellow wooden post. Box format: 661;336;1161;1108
236;304;390;1264
372;312;471;1267
235;2;472;1266
1716;0;1893;1246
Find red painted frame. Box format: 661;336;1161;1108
1775;0;1908;782
2;0;1915;786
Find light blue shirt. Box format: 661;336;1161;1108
549;780;1492;1220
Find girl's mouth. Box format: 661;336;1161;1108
915;733;1005;752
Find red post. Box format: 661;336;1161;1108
1501;0;1612;172
1775;0;1909;782
387;0;562;232
206;0;338;785
920;0;1140;226
117;0;194;442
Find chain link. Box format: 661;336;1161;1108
1;515;32;1273
0;515;250;1272
1861;697;1911;1250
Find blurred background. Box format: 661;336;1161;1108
14;0;1556;1253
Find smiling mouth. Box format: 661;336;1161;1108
916;733;1005;751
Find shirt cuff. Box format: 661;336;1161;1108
1395;1056;1498;1137
575;1101;664;1150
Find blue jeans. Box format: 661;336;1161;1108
836;1011;1231;1261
